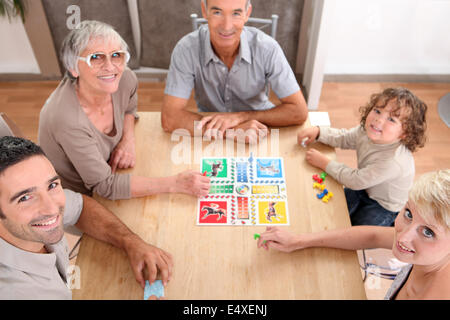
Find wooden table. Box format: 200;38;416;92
72;112;367;300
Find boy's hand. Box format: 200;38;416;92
305;148;331;171
297;127;320;147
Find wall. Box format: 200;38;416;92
0;18;40;73
324;0;450;75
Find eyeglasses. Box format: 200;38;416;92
77;50;130;69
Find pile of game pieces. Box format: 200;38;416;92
312;172;333;203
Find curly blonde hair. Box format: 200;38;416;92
359;87;427;152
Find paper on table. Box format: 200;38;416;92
308;112;331;127
144;280;164;300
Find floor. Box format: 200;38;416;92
1;80;449;299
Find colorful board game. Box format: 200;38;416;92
197;155;289;226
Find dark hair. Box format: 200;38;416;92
0;136;45;176
0;136;45;218
359;87;427;152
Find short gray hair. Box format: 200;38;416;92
60;20;129;76
202;0;251;10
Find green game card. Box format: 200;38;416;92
202;158;228;178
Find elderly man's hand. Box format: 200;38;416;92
198;113;248;140
226;119;268;144
123;234;174;289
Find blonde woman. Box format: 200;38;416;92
257;170;450;299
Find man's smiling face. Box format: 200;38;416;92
0;155;66;252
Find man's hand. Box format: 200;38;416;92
305;148;330;171
197;113;248;139
173;170;211;197
109;137;136;173
226;120;268;144
122;234;174;289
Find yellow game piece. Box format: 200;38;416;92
313;182;325;191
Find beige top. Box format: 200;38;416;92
0;189;83;300
318;125;414;212
38;69;138;200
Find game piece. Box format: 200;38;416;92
313;182;326;191
253;233;266;244
144;280;164;300
300;137;308;148
320;172;328;180
322;191;334;203
317;189;329;199
202;171;207;176
312;174;323;184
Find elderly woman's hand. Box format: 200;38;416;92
173;170;211;198
109;136;136;173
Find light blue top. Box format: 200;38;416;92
165;25;300;112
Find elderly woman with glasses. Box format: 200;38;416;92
38;20;210;200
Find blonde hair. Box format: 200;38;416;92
409;170;450;230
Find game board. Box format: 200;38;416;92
197;154;289;226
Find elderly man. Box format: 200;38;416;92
162;0;308;141
0;136;172;299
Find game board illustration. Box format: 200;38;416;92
197;155;289;226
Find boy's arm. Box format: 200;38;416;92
317;125;362;150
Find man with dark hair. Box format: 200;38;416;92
0;136;173;299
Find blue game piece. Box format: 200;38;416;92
317;189;329;199
144;280;164;300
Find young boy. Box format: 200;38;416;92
297;87;427;226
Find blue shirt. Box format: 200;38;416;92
165;25;300;112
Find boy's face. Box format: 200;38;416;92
0;155;66;252
393;200;450;267
365;99;405;145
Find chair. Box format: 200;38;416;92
190;13;279;39
0;113;25;138
358;248;407;281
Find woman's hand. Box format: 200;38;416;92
173;170;211;197
257;227;310;253
109;137;136;173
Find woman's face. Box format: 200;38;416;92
393;200;450;267
73;37;126;95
